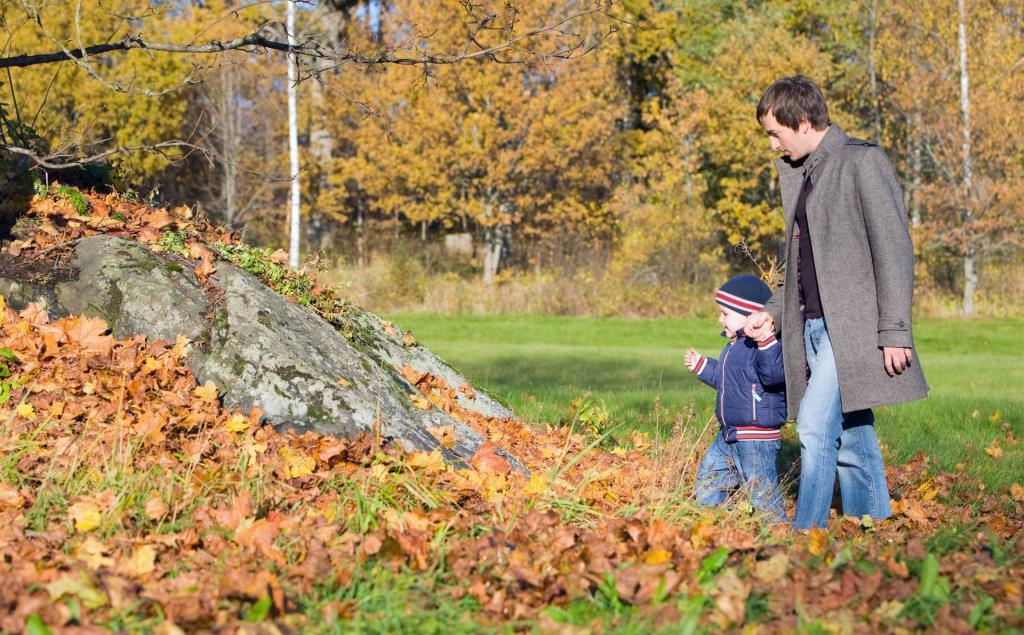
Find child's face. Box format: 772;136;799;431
718;306;747;338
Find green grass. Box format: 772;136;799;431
388;314;1024;490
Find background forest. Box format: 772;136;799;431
3;0;1023;317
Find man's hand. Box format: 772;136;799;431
745;311;775;341
882;346;913;376
684;347;701;371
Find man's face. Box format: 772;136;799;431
761;111;813;159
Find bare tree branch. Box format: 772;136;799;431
0;1;618;69
2;140;209;169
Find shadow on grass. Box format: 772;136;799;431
464;354;691;395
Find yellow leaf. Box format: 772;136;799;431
644;549;672;565
916;479;939;501
409;394;432;410
1010;483;1024;502
16;403;36;419
874;600;905;621
0;294;6;311
193;381;219;403
689;520;714;550
120;544;157;578
523;473;548;496
427;424;458;448
807;528;830;556
985;439;1003;459
280;448;315;478
408;449;446;474
225;413;250;433
337;377;351;388
1006;580;1022;601
74;537;114;570
370;463;390;481
45;572;108;609
631;430;651;451
0;482;25;508
142;356;162;373
753;552;790;583
989;410;1002;423
172;335;191;358
69;501;102;532
402;331;418;347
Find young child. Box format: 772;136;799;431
685;274;787;521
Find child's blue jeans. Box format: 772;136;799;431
695;430;787;521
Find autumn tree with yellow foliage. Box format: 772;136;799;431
313;1;623;282
871;0;1024;315
2;0;1023;313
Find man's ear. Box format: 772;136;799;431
798;117;812;134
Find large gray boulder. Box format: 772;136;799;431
3;235;519;468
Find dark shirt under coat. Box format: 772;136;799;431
794;172;823;319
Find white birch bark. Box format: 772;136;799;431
958;0;976;316
287;0;302;269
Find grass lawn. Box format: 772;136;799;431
389;314;1024;491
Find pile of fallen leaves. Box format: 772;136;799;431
6;184;345;321
0;186;1022;632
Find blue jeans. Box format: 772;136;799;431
696;431;786;522
793;317;892;529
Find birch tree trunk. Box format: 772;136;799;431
909;111;922;228
867;0;882;139
221;64;239;229
482;226;503;286
958;0;976;316
287;0;302;269
481;195;503;286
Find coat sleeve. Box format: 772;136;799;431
763;288;784;334
691;355;719;389
752;335;786;387
856;148;916;349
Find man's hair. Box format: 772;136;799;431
756;76;830;131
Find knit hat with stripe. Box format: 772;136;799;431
715;274;771;316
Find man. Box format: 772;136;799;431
745;76;929;529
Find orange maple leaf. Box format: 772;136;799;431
136;226;161;243
140;209;174;230
194;255;216;280
471;441;512;475
66;315;114;356
18;303;49;326
235;516;286;565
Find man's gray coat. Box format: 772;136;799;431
763;124;929;418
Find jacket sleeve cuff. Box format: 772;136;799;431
878;329;913;348
756;334;779;350
691;355;708;374
878;317;913;348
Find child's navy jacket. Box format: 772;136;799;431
691;330;787;442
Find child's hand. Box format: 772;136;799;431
745;311;775;340
684;348;700;371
